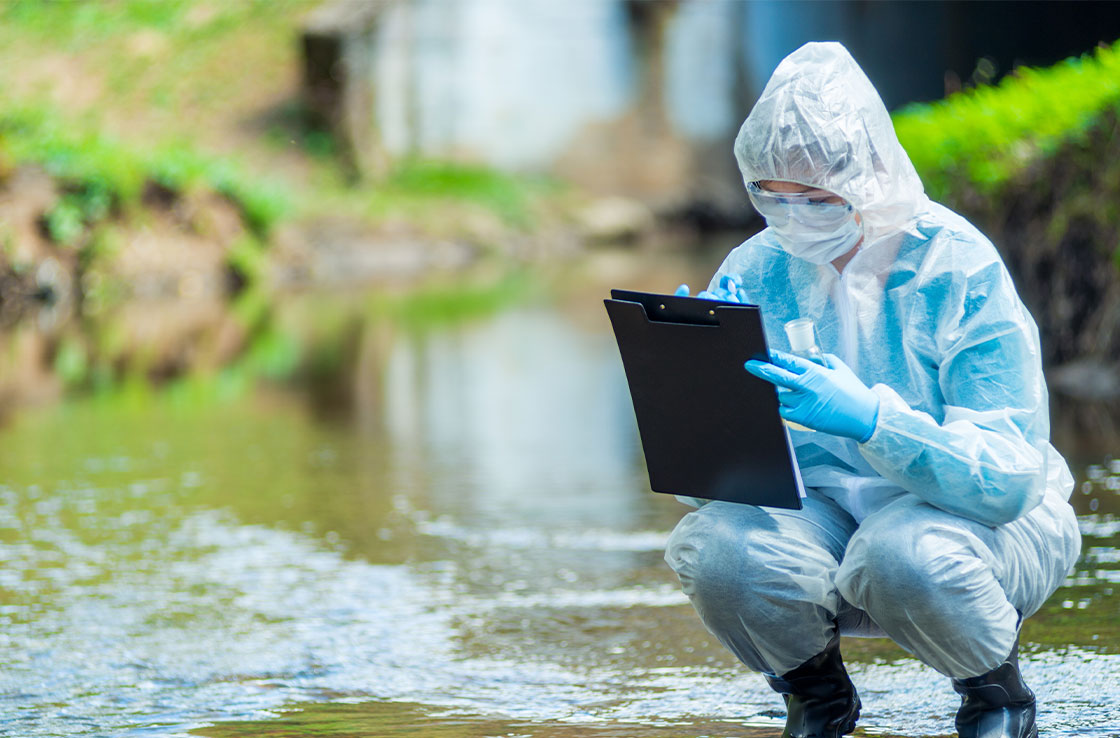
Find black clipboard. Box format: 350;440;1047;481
605;289;804;509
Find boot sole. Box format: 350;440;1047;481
779;697;861;738
955;719;1037;738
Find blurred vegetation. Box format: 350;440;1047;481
2;0;272;44
369;159;543;229
0;0;555;234
43;262;537;402
0;0;311;137
894;39;1120;367
893;39;1120;200
0;0;567;407
0;103;289;238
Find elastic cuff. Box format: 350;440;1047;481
857;383;902;452
857;401;879;443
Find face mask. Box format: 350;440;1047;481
748;189;864;265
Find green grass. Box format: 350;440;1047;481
0;0;554;233
0;0;562;399
0;0;314;229
893;39;1120;198
0;95;548;246
379;159;541;227
379;267;537;325
0;102;289;238
0;0;313;122
2;0;194;40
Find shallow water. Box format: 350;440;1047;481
1;257;1119;738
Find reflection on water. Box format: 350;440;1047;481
1;258;1120;737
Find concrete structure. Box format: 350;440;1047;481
303;0;748;212
302;0;1120;214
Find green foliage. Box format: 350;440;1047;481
0;0;542;236
237;322;302;382
0;0;294;49
44;196;86;247
381;268;536;327
0;129;12;181
375;159;544;227
893;40;1120;199
43;181;114;247
144;142;289;236
1;105;144;203
1;0;189;41
261;101;340;160
53;336;89;388
0;0;562;401
225;236;268;288
0;102;289;238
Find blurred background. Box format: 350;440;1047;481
2;1;1120;737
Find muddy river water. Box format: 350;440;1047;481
1;255;1118;737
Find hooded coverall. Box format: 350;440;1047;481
664;42;1082;679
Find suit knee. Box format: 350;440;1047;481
837;523;988;616
666;506;839;616
665;509;748;600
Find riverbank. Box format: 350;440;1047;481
0;41;713;420
0;0;698;418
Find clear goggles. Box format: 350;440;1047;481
746;181;852;210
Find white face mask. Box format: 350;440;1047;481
748;187;864;265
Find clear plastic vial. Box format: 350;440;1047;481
781;318;825;433
784;318;826;365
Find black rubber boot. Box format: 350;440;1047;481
764;633;860;738
951;635;1037;738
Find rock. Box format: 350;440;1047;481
111;220;229;300
0;165;58;265
575;196;655;244
267;217;478;289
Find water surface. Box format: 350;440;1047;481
1;255;1118;737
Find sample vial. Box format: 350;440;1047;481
781;318;824;433
784;318;826;365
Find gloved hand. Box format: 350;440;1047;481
674;275;750;303
744;350;879;442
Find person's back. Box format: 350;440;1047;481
665;41;1081;738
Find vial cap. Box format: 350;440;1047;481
784;318;817;354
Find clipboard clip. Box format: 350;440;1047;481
611;288;749;326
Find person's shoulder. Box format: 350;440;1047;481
721;229;787;271
907;202;1027;313
899;202;1008;293
915;202;1001;264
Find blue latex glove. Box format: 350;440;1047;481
745;350;879;442
674;275;749;303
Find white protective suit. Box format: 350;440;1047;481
664;42;1082;679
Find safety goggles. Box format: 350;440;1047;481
747;182;855;230
746;181;851;209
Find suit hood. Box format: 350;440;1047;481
734;42;928;243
